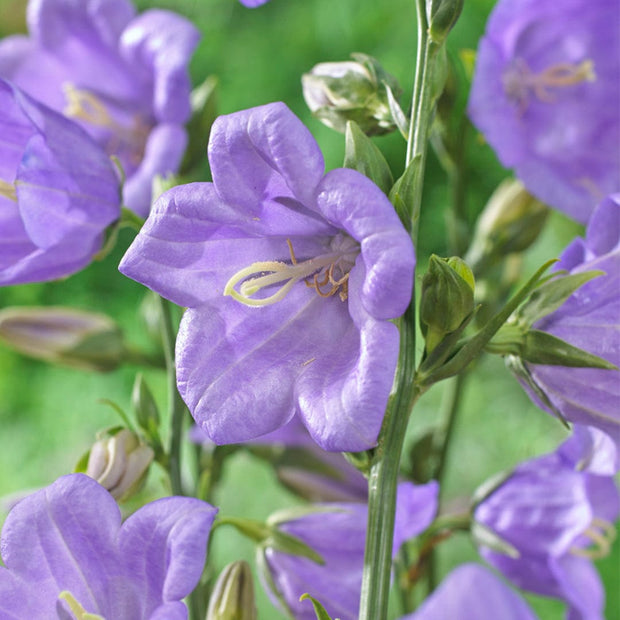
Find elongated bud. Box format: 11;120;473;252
131;374;163;453
420;255;475;353
426;0;464;44
0;306;125;371
206;561;257;620
86;429;154;501
302;53;402;136
466;179;549;274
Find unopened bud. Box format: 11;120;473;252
426;0;464;44
132;374;162;450
206;561;257;620
302;53;401;136
86;429;154;501
420;255;475;352
466;179;549;274
0;306;125;371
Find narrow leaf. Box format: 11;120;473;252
299;594;335;620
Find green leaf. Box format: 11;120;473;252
516;270;603;326
344;121;393;194
299;594;335;620
385;83;409;139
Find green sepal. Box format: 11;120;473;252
417;259;556;386
389;155;420;231
97;399;136;432
385;83;409;139
131;374;164;455
180;75;219;175
299;594;335;620
516;270;604;326
470;521;520;559
344;121;394;194
119;206;145;231
73;448;91;474
343;448;373;477
426;0;464;45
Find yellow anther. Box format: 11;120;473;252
58;591;105;620
569;517;616;560
0;178;17;202
63;84;115;129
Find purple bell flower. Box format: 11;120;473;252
239;0;271;6
0;473;218;619
0;78;120;286
0;0;200;216
263;481;438;620
474;426;619;620
468;0;620;224
401;564;538;620
120;102;415;452
518;194;620;446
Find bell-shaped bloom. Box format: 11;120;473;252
468;0;620;224
0;473;218;619
0;0;200;216
190;415;369;502
0;79;120;286
120;102;415;452
263;481;438;620
474;426;619;620
519;195;620;446
401;564;538;620
239;0;271;6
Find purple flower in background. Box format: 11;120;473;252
0;0;200;216
0;473;217;619
468;0;620;224
0;79;120;286
239;0;271;6
401;564;538;620
120;102;415;452
474;426;619;619
263;481;438;620
519;195;620;446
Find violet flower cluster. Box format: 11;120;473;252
120;101;415;452
0;0;200;216
469;0;620;223
519;194;620;446
0;474;217;619
475;425;619;619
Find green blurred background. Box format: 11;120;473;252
0;0;617;618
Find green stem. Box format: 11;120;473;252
158;296;185;496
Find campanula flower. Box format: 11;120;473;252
474;426;619;619
0;473;217;619
0;79;120;286
517;194;620;446
120;102;415;451
263;481;438;620
0;0;200;216
401;564;538;620
468;0;620;223
239;0;270;6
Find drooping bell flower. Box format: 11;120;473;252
120;102;415;452
262;481;438;620
0;0;200;216
514;194;620;446
0;473;218;619
468;0;620;224
0;79;120;286
400;564;538;620
473;426;619;620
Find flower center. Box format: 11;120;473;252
224;235;359;307
0;178;17;202
503;58;596;111
569;517;616;560
63;84;150;167
57;591;105;620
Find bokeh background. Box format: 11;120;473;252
0;0;617;618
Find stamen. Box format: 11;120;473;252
570;517;616;560
58;591;105;620
0;178;17;202
504;58;596;111
63;84;116;129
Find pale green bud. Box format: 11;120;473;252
420;255;475;352
302;53;402;136
426;0;464;45
206;561;257;620
86;429;154;501
466;179;549;274
0;306;125;371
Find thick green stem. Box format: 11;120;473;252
158;296;185;496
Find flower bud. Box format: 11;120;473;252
426;0;464;44
420;255;475;352
206;561;257;620
466;179;549;274
0;306;125;371
302;53;401;136
86;429;154;501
